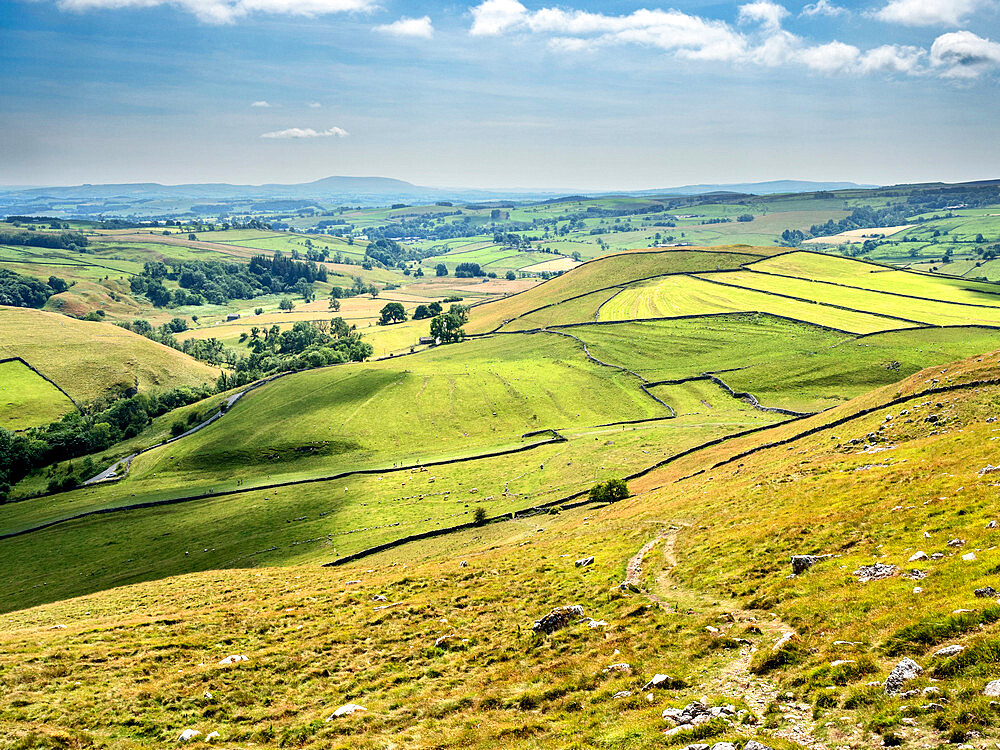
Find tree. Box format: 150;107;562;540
188;233;198;241
329;297;341;311
378;302;407;326
294;278;314;302
279;297;295;311
430;310;466;343
413;304;432;320
473;506;488;525
254;307;264;315
588;478;629;503
167;317;189;333
435;263;448;277
505;270;516;280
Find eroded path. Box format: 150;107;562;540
625;526;833;749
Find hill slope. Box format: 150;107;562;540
3;350;1000;749
0;307;217;425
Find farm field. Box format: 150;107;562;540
0;358;75;430
598;274;911;333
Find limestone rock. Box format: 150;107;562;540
532;604;584;634
575;556;594;567
984;679;1000;697
178;729;202;742
975;586;998;598
603;663;632;675
908;551;928;562
744;742;776;750
218;654;248;666
932;645;965;657
885;658;922;695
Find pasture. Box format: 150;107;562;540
0;358;75;430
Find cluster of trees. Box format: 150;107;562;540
806;204;914;240
0;384;216;501
454;262;485;278
0;269;69;308
129;252;327;307
220;319;372;389
413;301;443;320
329;276;378;299
0;230;89;251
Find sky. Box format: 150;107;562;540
1;0;999;190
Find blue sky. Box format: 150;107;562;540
1;0;998;189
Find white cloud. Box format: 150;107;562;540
466;0;999;81
251;100;271;107
738;1;789;30
469;3;747;61
308;101;322;108
52;0;374;24
801;0;847;17
470;0;527;35
374;15;434;38
858;44;925;73
261;126;349;139
797;40;860;72
930;30;1000;77
873;0;992;27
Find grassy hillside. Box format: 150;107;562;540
0;358;75;430
4;350;1000;749
0;307;217;424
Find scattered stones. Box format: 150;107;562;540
328;704;366;719
178;729;202;742
923;686;941;696
987;520;998;529
984;679;1000;697
947;538;967;548
662;701;735;726
902;569;927;580
372;595;388;602
921;703;945;712
709;743;737;750
978;465;1000;476
975;586;998;598
791;555;818;574
932;645;965;657
603;663;632;675
612;690;633;699
217;654;248;666
962;552;977;562
532;604;584;634
908;551;928;562
575;556;595;568
459;561;468;568
885;658;923;695
854;563;899;582
744;742;776;750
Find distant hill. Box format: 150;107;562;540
0;176;881;217
636;179;877;196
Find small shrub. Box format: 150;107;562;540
473;507;488;525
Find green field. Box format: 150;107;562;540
0;358;76;430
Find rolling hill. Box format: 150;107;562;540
0;306;218;428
